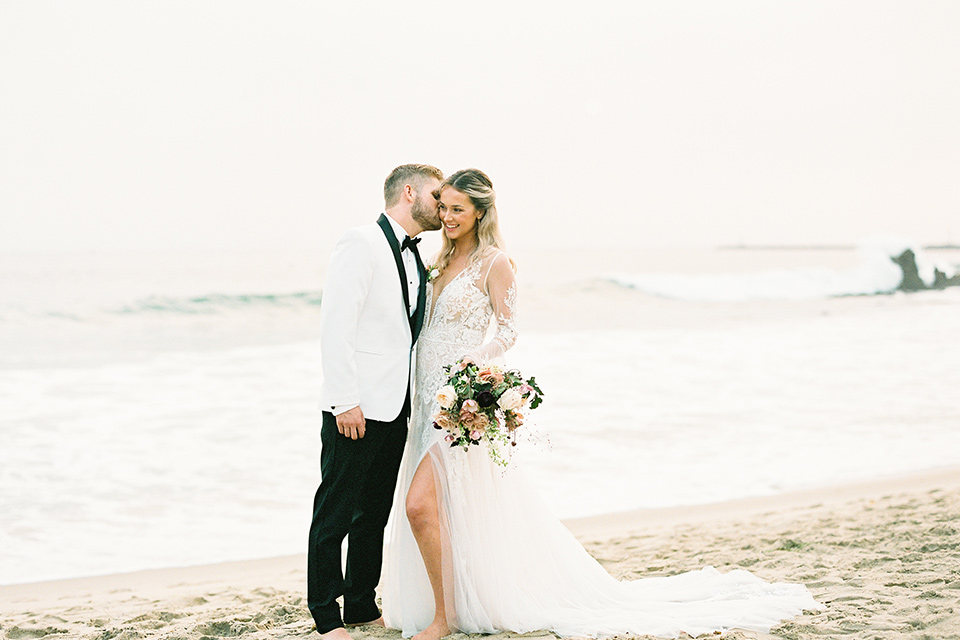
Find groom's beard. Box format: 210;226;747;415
412;194;442;231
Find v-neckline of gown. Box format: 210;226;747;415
428;261;479;324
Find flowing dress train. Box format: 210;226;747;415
382;251;821;638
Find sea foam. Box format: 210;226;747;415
607;241;955;302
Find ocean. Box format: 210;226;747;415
2;242;959;586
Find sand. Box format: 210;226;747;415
3;467;960;640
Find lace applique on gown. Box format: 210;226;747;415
382;251;820;638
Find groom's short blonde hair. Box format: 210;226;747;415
384;164;444;208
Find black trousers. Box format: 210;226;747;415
307;408;408;633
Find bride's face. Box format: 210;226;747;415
439;187;481;242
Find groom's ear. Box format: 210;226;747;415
403;183;416;202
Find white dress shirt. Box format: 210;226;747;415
386;215;421;318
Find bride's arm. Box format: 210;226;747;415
465;252;518;364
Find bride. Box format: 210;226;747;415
382;169;820;640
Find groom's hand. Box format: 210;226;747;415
337;406;366;439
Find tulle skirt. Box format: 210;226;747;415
381;420;820;638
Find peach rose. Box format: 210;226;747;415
477;366;505;386
497;387;524;412
433;411;457;432
472;413;490;432
459;408;476;426
436;385;457;409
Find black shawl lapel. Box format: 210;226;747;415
376;214;415;341
411;248;427;343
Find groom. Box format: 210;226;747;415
308;164;444;640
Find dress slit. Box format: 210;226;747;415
423;445;458;633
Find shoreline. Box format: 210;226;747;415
5;465;958;596
564;463;960;540
5;465;960;640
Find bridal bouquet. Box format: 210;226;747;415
432;361;544;466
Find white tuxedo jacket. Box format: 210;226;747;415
318;219;419;422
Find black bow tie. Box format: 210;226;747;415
401;235;421;251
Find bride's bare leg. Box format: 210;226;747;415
405;455;451;640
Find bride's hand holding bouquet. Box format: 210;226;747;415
432;359;544;466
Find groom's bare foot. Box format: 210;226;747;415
412;620;451;640
345;616;385;628
318;627;352;640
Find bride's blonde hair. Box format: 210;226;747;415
434;168;515;274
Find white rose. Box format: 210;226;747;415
497;387;524;412
436;385;457;409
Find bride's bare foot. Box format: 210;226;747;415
318;627;353;640
412;620;451;640
345;616;385;628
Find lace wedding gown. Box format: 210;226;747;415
382;251;820;638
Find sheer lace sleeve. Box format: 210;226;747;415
467;252;518;364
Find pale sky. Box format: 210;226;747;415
1;1;958;254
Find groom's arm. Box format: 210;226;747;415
319;228;374;437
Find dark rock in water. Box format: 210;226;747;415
892;249;927;291
933;267;960;289
891;248;960;292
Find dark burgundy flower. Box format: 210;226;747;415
476;391;495;408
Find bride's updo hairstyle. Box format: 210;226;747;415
435;168;515;275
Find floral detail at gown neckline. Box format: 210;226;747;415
427;258;485;327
